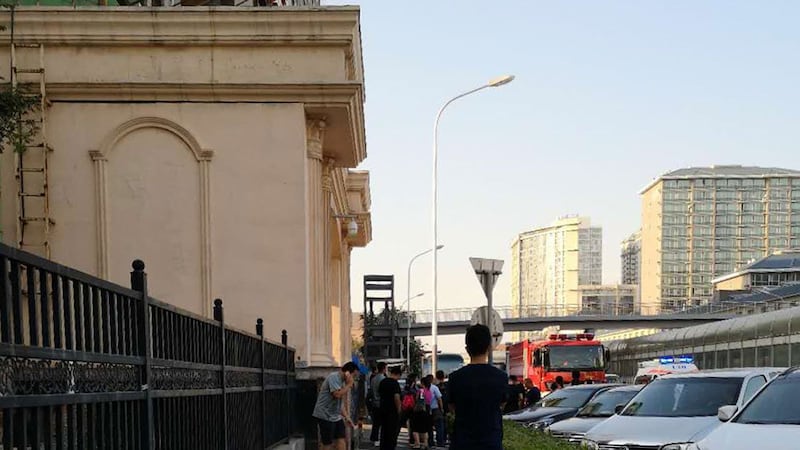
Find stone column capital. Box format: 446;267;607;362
322;160;334;193
306;118;327;161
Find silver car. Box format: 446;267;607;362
689;367;800;450
582;368;784;450
547;384;643;444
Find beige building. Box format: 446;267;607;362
511;216;602;338
621;231;641;286
712;251;800;294
640;166;800;313
578;284;639;315
0;4;370;372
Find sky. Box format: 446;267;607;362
325;1;800;352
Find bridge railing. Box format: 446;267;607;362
409;299;800;324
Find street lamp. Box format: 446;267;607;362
407;245;443;367
431;74;514;373
399;292;425;368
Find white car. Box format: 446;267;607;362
582;368;785;450
689;367;800;450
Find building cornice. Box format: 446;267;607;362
0;7;360;46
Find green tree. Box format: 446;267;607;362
0;86;40;154
361;308;426;374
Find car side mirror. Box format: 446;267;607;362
718;405;737;422
614;404;625;415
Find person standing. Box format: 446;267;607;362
401;374;419;447
523;378;541;406
378;366;403;450
434;371;449;446
410;376;433;449
312;362;358;450
370;362;388;446
570;370;582;386
447;325;507;450
426;375;444;449
503;375;525;414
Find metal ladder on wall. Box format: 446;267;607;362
11;42;53;259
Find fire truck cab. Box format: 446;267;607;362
507;333;609;394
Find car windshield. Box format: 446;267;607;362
735;377;800;425
422;354;464;376
537;388;597;409
548;345;604;370
621;377;743;417
577;389;639;417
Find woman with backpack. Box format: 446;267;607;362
409;376;433;449
401;375;419;446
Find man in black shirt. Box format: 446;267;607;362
447;324;507;450
504;375;525;413
523;378;541;406
378;366;403;450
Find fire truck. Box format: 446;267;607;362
506;333;609;393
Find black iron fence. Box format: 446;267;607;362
0;243;296;449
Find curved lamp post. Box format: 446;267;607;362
431;75;514;373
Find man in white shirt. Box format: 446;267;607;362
427;374;444;448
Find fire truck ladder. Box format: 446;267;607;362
11;42;53;259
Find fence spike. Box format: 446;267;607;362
213;298;223;322
256;318;264;336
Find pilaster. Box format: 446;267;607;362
306;118;335;367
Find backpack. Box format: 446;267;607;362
402;392;416;412
414;388;429;413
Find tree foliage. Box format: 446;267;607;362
361;308;426;374
0;85;41;154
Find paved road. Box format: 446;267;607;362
359;425;441;450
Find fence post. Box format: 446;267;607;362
214;299;228;450
282;329;290;441
131;260;154;450
257;318;266;448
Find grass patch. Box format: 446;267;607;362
503;420;578;450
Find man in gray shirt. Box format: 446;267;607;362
313;362;358;450
370;362;388;445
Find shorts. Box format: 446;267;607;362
317;418;346;445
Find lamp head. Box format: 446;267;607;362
436;244;445;250
488;75;515;87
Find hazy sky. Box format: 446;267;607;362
327;1;800;351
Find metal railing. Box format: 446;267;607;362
13;0;319;7
409;299;800;324
0;243;296;449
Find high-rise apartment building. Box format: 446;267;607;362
511;216;602;317
640;166;800;312
621;231;641;286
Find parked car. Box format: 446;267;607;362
547;384;643;444
604;374;621;384
689;367;800;450
503;384;622;430
581;368;785;450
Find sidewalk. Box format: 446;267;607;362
357;425;420;450
358;425;449;450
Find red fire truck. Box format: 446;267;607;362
506;333;609;393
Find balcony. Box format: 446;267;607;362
16;0;319;6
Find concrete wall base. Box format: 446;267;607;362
272;437;304;450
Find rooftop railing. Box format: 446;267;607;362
11;0;319;7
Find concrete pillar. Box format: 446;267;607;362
306;118;334;367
